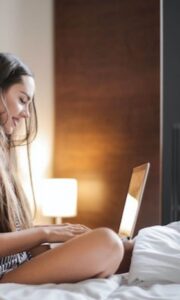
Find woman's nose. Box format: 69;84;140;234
22;105;30;118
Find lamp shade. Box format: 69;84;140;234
41;178;78;217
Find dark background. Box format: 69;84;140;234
162;0;180;224
53;0;180;232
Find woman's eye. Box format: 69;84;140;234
19;98;26;104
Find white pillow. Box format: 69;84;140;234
128;222;180;284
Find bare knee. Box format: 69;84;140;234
94;227;123;251
92;228;124;277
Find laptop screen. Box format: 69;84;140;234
118;163;150;238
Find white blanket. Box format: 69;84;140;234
0;274;180;300
1;222;180;299
128;221;180;284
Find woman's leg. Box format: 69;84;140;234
0;228;124;284
116;239;134;274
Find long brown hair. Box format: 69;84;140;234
0;53;37;232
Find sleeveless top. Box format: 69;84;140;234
0;220;32;279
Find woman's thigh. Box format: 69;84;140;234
0;228;124;284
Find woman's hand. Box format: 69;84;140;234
37;223;91;243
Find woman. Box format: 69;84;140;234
0;53;133;284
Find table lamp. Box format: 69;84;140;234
41;178;78;223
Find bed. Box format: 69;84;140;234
0;222;180;299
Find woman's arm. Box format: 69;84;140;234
0;227;46;257
0;223;89;257
29;244;51;257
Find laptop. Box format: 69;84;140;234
118;162;150;239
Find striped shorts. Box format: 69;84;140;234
0;251;32;279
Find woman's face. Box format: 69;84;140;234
0;75;35;135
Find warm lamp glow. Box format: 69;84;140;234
119;194;138;237
40;179;78;218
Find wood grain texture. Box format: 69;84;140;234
54;0;160;233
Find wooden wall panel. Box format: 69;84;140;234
54;0;160;233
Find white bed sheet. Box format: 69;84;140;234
0;274;179;300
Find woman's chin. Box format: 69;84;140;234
4;126;14;136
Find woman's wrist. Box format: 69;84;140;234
35;226;48;244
